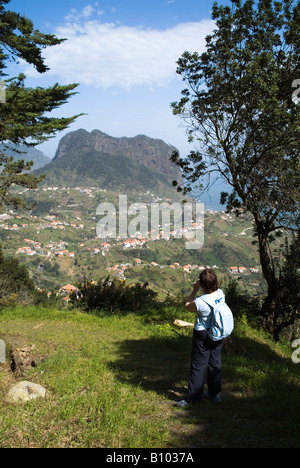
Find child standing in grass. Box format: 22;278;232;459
175;268;225;408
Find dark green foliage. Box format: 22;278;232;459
272;234;300;340
70;277;159;314
28;199;56;216
0;0;82;212
0;245;40;306
33;148;177;197
0;0;63;75
0;249;34;289
171;0;300;339
1;75;80;146
224;277;261;324
0;245;65;308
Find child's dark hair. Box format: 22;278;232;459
199;268;219;293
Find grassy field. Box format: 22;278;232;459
0;305;299;448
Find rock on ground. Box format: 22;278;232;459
6;381;47;404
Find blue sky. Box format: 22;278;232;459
6;0;232;208
8;0;216;32
6;0;221;154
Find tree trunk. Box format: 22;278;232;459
255;217;279;339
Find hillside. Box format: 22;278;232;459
53;129;180;178
0;128;266;298
0;144;51;171
33;129;182;200
1;185;264;297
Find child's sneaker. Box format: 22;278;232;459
213;394;222;403
175;399;189;408
203;392;222;403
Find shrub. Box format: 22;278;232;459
0;246;53;308
224;278;259;318
70;277;159;314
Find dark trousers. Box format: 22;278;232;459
186;329;223;403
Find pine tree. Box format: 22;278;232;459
0;0;82;211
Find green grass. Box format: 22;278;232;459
0;306;299;448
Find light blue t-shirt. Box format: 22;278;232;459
194;289;225;331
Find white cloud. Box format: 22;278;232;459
26;17;214;90
64;3;104;22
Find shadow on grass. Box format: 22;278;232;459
108;329;300;448
109;330;192;400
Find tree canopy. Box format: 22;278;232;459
172;0;300;339
0;0;82;211
0;0;62;75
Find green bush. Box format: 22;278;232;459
70;277;159;314
224;278;260;321
0;246;54;308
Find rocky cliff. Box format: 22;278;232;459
34;129;183;199
53;129;180;179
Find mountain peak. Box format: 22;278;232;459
35;128;183;198
54;129;180;178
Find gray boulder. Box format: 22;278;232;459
6;381;47;404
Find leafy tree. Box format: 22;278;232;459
171;0;300;339
0;0;82;211
0;245;39;306
275;233;300;341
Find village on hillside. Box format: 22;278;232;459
0;186;261;297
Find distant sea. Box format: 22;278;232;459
190;178;229;212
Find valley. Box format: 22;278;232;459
1;184;265;300
0;128;266;301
